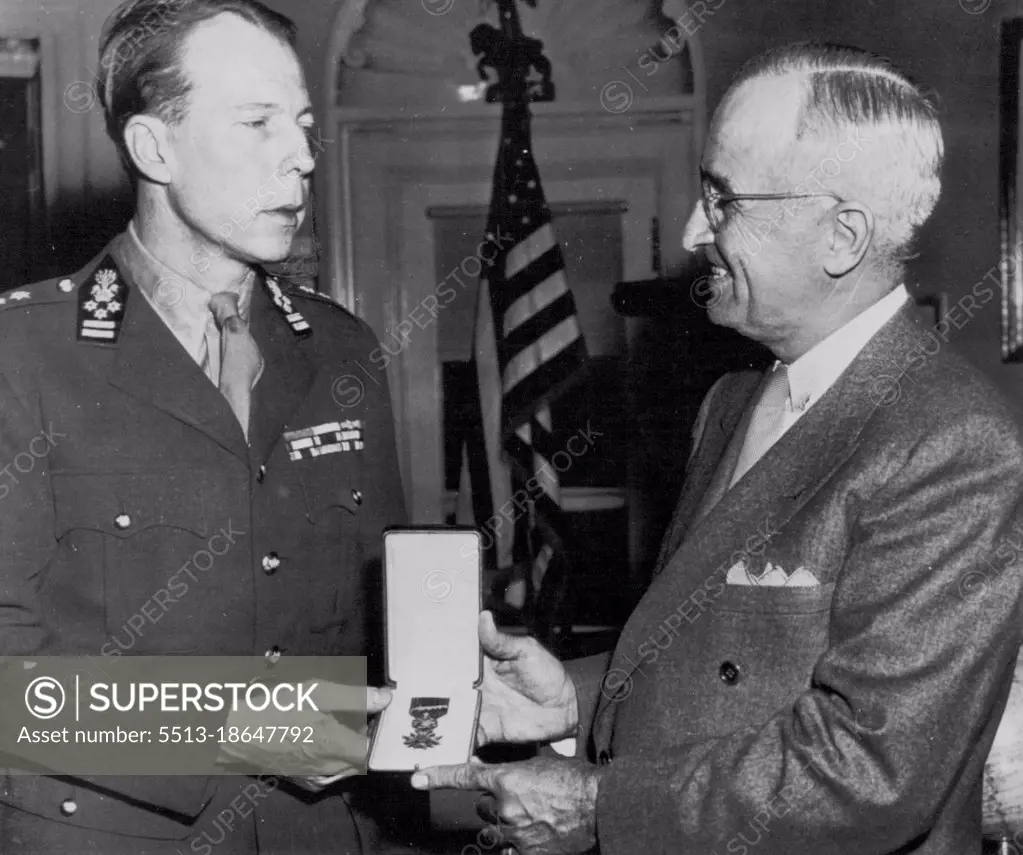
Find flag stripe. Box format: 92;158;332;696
494;247;564;319
503;293;581;361
505;223;556;279
519;413;560;460
503;270;568;335
530;492;566;547
502;338;588;437
502;316;583;397
523;419;558;462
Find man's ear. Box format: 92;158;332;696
122;115;174;185
823;202;873;277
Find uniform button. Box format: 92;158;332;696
351;489;363;506
265;646;282;665
59;798;77;816
256;465;267;484
718;661;741;685
597;750;613;766
114;513;132;530
261;552;281;575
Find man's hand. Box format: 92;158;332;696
411;757;601;855
218;682;391;791
476;611;578;747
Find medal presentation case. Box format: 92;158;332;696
368;527;482;771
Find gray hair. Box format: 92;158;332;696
732;42;944;268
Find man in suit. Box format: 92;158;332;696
410;43;1023;854
0;1;418;852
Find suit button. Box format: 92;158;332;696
114;513;131;530
351;489;363;506
256;465;267;484
261;553;281;575
59;798;77;816
719;661;741;685
597;750;613;766
265;646;282;666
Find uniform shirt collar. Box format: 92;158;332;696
782;284;909;412
114;221;256;361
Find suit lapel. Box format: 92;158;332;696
107;278;249;462
653;372;761;573
246;278;317;467
592;306;923;747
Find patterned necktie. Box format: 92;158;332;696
208;292;262;441
729;363;791;488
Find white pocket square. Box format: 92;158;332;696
783;567;819;587
725;560;819;588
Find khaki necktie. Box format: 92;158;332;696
209;292;262;441
728;363;791;488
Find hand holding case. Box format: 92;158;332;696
368;527;482;771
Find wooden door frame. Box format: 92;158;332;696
327;110;697;531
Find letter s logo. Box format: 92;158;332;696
25;677;66;720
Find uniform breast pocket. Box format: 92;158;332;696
295;463;360;531
292;465;368;638
51;470;213;654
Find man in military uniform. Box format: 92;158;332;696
0;1;416;852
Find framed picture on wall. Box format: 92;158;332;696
999;19;1023;362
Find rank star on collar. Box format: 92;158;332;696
283;420;364;461
265;276;311;336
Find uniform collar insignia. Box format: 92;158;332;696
264;275;312;337
77;256;130;345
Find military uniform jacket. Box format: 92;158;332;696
567;306;1023;855
0;239;408;850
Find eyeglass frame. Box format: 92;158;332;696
700;182;843;231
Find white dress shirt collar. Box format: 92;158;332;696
783;284;909;413
118;221;256;366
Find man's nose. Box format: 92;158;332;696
682;201;713;253
282;128;316;178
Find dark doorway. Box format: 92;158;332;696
0;39;47;292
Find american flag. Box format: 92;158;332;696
456;98;587;618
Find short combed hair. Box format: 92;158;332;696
732;42;944;269
98;0;297;178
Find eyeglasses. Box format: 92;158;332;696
701;183;842;231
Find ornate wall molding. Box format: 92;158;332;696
659;0;708;105
326;0;372;68
325;0;704;115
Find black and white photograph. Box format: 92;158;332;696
1;0;1022;852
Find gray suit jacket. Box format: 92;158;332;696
574;305;1023;854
